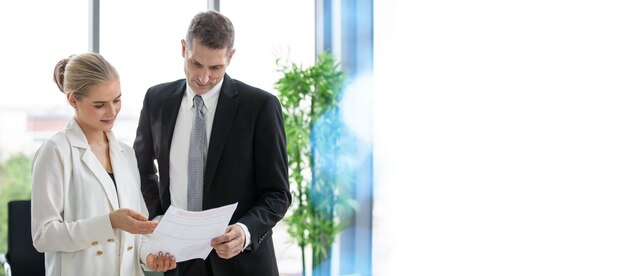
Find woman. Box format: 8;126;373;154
31;53;176;275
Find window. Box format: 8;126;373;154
100;0;207;145
0;0;88;158
220;2;315;275
221;1;315;94
0;0;88;268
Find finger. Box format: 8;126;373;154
154;258;163;272
157;251;164;264
214;240;235;252
167;255;177;269
142;227;156;234
224;231;237;241
211;241;231;252
136;221;158;233
160;258;167;272
224;224;236;232
163;253;171;270
147;254;155;269
220;234;241;251
232;240;241;251
133;228;151;235
212;234;230;245
127;209;148;221
228;243;239;254
156;253;164;271
131;225;153;235
217;246;236;259
138;220;159;229
233;232;242;244
225;225;244;241
151;256;159;271
224;225;240;236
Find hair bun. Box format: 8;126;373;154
53;56;73;93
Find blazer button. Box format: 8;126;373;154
107;238;115;243
127;246;133;251
96;250;103;256
91;241;98;246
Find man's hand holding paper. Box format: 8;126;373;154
211;224;246;259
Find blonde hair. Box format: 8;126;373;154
53;53;119;101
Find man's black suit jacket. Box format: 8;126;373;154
133;74;291;275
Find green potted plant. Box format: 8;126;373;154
275;52;357;276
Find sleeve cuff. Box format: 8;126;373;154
139;235;152;271
81;213;116;244
235;222;251;252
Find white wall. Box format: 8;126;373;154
373;0;626;275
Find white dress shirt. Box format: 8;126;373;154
170;81;220;209
169;79;251;250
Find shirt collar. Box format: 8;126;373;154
184;78;224;110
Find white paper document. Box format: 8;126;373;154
143;202;238;262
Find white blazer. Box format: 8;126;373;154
31;118;150;276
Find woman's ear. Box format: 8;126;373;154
67;92;77;108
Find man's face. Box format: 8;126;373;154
182;38;234;95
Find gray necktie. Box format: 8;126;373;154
187;95;207;211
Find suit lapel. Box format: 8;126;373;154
107;131;131;209
161;80;186;154
66;119;120;209
204;75;239;203
159;80;186;209
80;152;120;209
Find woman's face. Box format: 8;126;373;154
70;78;122;133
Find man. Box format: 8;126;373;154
133;10;291;276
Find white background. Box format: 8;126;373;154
373;0;626;275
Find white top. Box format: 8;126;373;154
31;118;150;276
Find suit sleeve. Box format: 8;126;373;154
238;95;292;252
134;90;163;219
